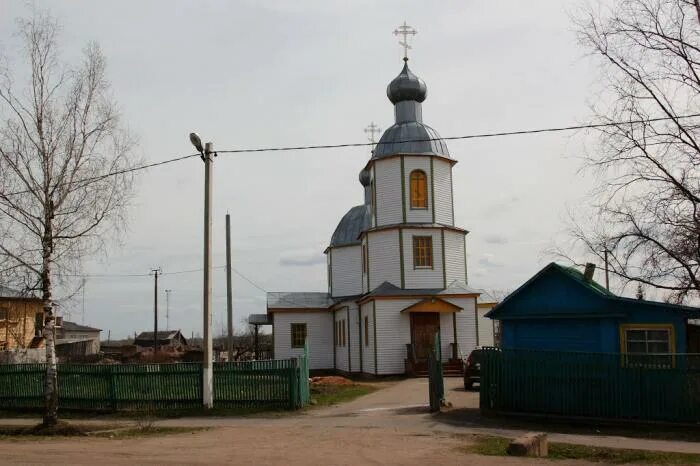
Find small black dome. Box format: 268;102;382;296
359;168;371;187
329;205;371;248
387;60;427;104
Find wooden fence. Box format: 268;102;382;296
0;354;309;411
480;347;700;424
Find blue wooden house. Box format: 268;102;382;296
486;263;700;355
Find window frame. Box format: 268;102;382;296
0;307;8;321
619;323;675;368
290;323;307;349
412;235;434;269
362;243;368;274
409;170;428;210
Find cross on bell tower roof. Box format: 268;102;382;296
393;21;417;61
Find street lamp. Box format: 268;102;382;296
190;131;215;409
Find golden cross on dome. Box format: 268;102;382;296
393;21;417;60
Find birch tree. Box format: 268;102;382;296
0;12;138;426
572;0;700;302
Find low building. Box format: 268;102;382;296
0;285;43;351
56;321;102;356
486;262;700;355
134;330;188;351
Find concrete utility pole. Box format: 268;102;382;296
152;268;161;355
603;249;610;291
190;132;215;409
165;289;173;330
226;213;234;362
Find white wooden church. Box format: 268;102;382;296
264;50;496;375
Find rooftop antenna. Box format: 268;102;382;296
364;122;381;156
393;21;417;61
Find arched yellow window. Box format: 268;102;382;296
410;170;427;209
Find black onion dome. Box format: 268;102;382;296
329;205;371;248
387;60;427;104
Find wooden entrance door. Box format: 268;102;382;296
411;313;440;361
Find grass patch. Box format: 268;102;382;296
462;434;700;464
92;426;207;439
309;383;378;408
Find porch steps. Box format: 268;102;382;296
412;360;463;378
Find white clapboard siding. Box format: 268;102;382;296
477;307;496;347
273;311;333;370
439;312;455;363
374;158;402;226
330;245;362;298
404;157;432;224
333;309;349;372
360;302;376;374
443;230;466;284
433;159;454;225
348;302;361;371
368;229;401;290
361;237;368;295
402;228;444;289
444;297;479;359
374;299;414;374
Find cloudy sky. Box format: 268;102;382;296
1;0;605;339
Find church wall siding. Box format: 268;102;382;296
348;302;361;371
443;297;479;358
374;158;402;226
330;245;362;298
444;230;466;285
272;311;333;370
368;230;401;290
433;159;454;225
360;302;376;374
403;157;433;224
374;299;414;375
402;228;444;289
439;312;455;363
477;306;496;347
333;308;349;372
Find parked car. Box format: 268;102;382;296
463;348;483;390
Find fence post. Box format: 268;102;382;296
289;357;298;410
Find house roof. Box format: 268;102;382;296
61;321;101;332
267;292;334;310
475;289;499;305
486;262;700;320
135;330;185;341
0;285;39;300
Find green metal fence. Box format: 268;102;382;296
0;353;310;412
480;347;700;424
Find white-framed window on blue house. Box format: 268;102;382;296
620;324;675;368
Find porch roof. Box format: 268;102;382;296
400;298;462;314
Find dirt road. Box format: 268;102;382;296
0;378;696;465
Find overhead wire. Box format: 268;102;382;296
2;113;699;199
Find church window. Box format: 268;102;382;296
410;170;428;209
364;317;369;347
413;236;433;268
291;323;307;348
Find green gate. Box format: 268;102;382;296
427;332;444;412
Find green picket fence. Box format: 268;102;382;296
0;354;310;412
480;347;700;424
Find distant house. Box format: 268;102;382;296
0;285;44;350
55;321;102;356
486;263;700;355
134;330;188;351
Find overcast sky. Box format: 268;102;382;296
1;0;607;339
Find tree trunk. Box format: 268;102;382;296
42;205;57;427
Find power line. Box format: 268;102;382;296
3;113;699;198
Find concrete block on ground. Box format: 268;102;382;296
507;432;548;457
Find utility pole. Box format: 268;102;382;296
165;289;173;330
190;132;215;409
151;268;161;356
226;213;234;362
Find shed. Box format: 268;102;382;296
134;330;188;350
486;263;700;355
